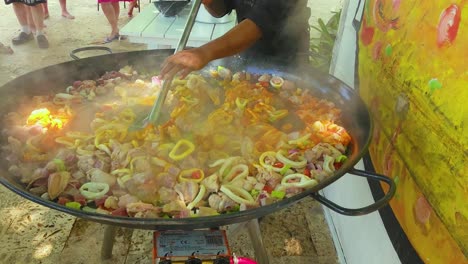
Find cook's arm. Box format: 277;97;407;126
202;0;229;17
202;19;261;61
160;19;262;78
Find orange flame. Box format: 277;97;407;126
26;108;67;130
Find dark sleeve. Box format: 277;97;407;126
223;0;234;14
244;0;297;40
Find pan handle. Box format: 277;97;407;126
70;46;112;60
310;169;396;216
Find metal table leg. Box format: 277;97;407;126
101;225;118;260
246;219;269;264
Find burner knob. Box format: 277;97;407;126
213;257;230;264
185;258;202;264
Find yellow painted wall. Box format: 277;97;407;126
358;0;467;262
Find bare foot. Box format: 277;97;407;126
62;12;75;19
0;43;14;55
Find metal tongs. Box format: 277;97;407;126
129;0;203;131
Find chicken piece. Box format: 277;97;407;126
124;172;159;203
126;202;162;218
201;173;220;193
304;143;342;162
132;156;152;173
256;167;282;188
208;193;237;212
162;200;188;213
110;140;131;170
158;187;178;204
174;181;199;203
77;155;95;173
117;194;140;208
155;172;177;189
88;168;116;186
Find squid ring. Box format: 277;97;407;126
79;182;110;200
220;185;256;205
281;173;318;189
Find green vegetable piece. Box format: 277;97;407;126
53;158;66;172
250;189;260;198
280;164;292;175
82;206;96;213
271;190;286;199
335;155;347;163
65;201;82;210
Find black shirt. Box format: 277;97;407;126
223;0;311;66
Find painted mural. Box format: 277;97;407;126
358;0;467;263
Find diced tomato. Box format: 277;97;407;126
100;104;113;112
273;162;284;168
263;185;274;194
111;207;128;217
94;195;109;207
303;168;311;177
192;171;202;179
57;196;71;205
73;194;87;206
259;81;269;88
334;162;342;170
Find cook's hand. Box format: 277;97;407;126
160;48;211;79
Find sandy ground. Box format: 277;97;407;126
0;2;339;264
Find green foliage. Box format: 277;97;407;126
309;9;342;72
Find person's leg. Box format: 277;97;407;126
42;2;49;19
29;4;49;49
11;3;34;45
128;0;137;17
25;4;36;33
101;2;119;39
59;0;75;19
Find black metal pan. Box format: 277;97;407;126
0;48;395;230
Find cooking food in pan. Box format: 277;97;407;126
2;65;351;219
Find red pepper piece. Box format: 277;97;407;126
57;196;71;205
263;185;274;194
192;170;202;179
334;162;342;170
273;162;284;168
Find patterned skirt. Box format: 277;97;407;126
4;0;47;5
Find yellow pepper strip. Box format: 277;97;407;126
220;185;256;206
223;164;249;183
169;139;195;161
110;168;132;176
151;157;169;168
97;144;111;155
116;175;132;189
76;147;94;156
187;185;206;210
235;97;248;110
178;168;205;183
287;133;311;146
79;182;110;200
276;150;307;169
55;137;75;148
281;173;318;189
268;109;288;122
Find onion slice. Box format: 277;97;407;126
220;185;256;205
